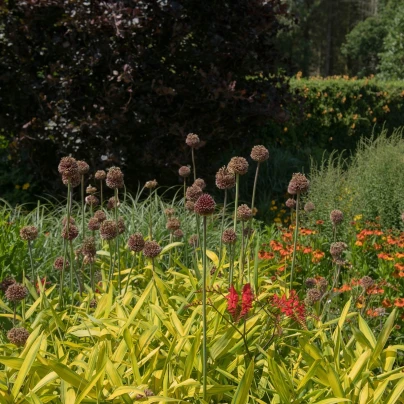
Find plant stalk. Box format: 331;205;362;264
290;193;300;290
233;174;239;232
202;216;208;401
218;189;227;266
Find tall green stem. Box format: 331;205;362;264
114;189;121;291
250;162;260;220
148;189;153;239
124;253;137;296
100;180;103;207
290;193;300;290
233;174;240;232
191;148;196;182
229;244;234;287
218;189;227;266
28;241;35;281
81;175;85;239
108;240;114;284
202;216;208;401
239;221;245;286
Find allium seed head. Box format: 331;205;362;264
77;160;90;175
186;185;203;202
164;208;175;217
317;277;328;294
61;224;79;241
85;195;99;207
82;237;96;257
285;198;296;209
237;204;252;221
305;278;317;288
173;229;184;238
118;217;125;234
106;167;124;189
58;157;78;178
143;241;162;258
288;173;310;195
215;166;236;190
178;166;191;178
128;233;145;252
19;226;38;242
185;201;195;212
7;327;30;347
193;178;206;190
306;288;322;305
330;209;344;226
360;276;374;290
88;217;101;231
94;170;106;180
62;172;81;188
100;220;118;240
94;210;106;222
0;277;15;293
186;133;200;148
227;157;248;175
188;234;199;247
5;283;28;302
304;201;315;213
89;299;97;309
330;241;348;259
166;218;181;231
145;179;158;189
54;257;69;271
194;194;216;216
250;145;269;162
107;196;120;210
222;229;237;245
62;216;76;226
86;185;97;194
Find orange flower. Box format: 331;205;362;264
300;228;316;236
270;240;283;251
339;284;352;292
382;298;392;308
316;220;324;225
356;296;365;308
394;263;404;271
366;309;378;318
355;241;363;247
396;252;404;259
312;250;325;263
394;298;404;308
303;247;313;254
373;243;382;250
377;253;394;261
367;286;384;295
258;251;274;260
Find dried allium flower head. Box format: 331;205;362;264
85;195;99;207
186;133;200;148
194;194;216;216
178;166;191;178
89;299;97;309
128;233;145;252
143;241;162;258
304;201;315;213
215;166;236;190
330;241;348;259
61;224;79;241
285;198;296;209
306;288;322;305
317;277;328;294
94;210;107;222
86;185;97;194
227;157;248;175
107;196;120;210
222;229;237;245
0;277;15;293
237;204;252;221
54;256;69;271
7;327;30;347
58;157;78;178
166;217;181;231
88;217;101;231
100;220;118;240
135;389;155;399
250;145;269;162
62;216;76;226
288;173;310;195
77;160;90;175
75;247;83;260
305;278;317;289
94;170;106;180
19;226;38;241
62;172;81;188
82;237;96;257
5;283;28;302
173;229;184;238
188;234;199;247
145;179;158;189
185;201;195;212
118;217;125;234
164;208;175;217
193;178;206;190
106;167;124;189
186;185;203;202
360;276;374;290
330;209;344;226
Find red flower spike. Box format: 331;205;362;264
272;290;306;325
241;283;253;318
226;286;240;320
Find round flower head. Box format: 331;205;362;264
330;209;344;226
94;170;106;180
215;166;236;190
285;198;296;209
85;195;99;207
77;160;90;175
288;173;310;195
178;166;191;178
305;288;322;305
305;278;317;289
128;233;145;252
164;208;175;217
188;234;199;248
250;145;269;162
86;185;97;194
186;185;203;202
54;256;69;271
62;172;81;188
185;201;195;212
194;194;216;216
227;157;248;175
20;226;38;242
222;229;237;245
89;299;97;309
106;167;124;189
58;157;78;178
100;220;118;240
193;178;206;190
82;237;96;258
5;283;28;302
107;196;120;210
61;224;79;241
186;133;200;148
166;217;181;231
237;204;252;221
360;276;374;290
145;179;158;189
0;277;15;293
62;216;76;226
143;241;162;258
88;217;101;231
7;327;30;347
118;217;126;234
317;277;328;294
304;201;315;213
135;389;155;399
330;241;347;259
173;229;184;239
94;210;107;222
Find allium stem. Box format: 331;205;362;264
13;304;16;326
60;181;71;308
191;148;196;182
90;263;94;292
100;180;104;207
183;178;186;202
108;240;113;284
233;174;240;232
28;241;35;281
333;225;337;243
124;253;137;296
81;175;85;239
70;241;82;297
114;189;121;291
218;189;227;266
250;162;260;221
229;244;234;287
148;189;153;240
239;221;245;286
202;216;208;401
290;193;300;290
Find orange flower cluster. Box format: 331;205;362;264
334;278;384;295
